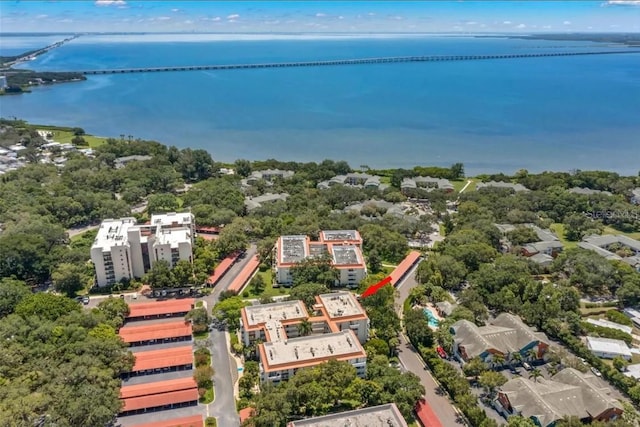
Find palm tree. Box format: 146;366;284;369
510;352;523;367
529;368;543;383
298;318;312;337
492;353;505;370
527;348;539;362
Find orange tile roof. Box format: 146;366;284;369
208;253;239;285
389;251;422;285
127;299;195;318
129;415;203;427
121;388;199;412
415;398;443;427
228;255;259;293
120;377;197;399
119;321;192;343
132;346;193;372
239;407;255;422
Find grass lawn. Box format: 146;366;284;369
200;386;214;404
205;417;217;427
241;270;288;300
194;330;210;339
439;223;446;237
196;301;204;308
35;125;107;148
453;179;475;193
549;223;578;249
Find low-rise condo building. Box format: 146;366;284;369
274;230;366;287
240;291;369;384
259;330;367;383
91;212;194;287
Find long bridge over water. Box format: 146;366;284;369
79;50;640;75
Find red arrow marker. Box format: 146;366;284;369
361;276;392;298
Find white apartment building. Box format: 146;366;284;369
274;230;367;287
240;291;370;384
91;212;194;287
259;330;367;384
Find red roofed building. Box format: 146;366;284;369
207;252;239;286
126;299;195;321
120;377;197;399
119;320;192;347
390;251;422;287
415;398;443;427
128;415;203;427
120;389;199;416
125;346;193;378
227;255;259;294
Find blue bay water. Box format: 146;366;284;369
1;34;639;175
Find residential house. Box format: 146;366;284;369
246;169;294;185
400;176;454;195
114;155;152;169
579;234;640;272
476;181;529;192
495;368;623;426
317;173;387;191
450;313;549;365
244;193;289;211
569;187;612;196
586;336;632;360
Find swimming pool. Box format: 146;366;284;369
423;308;440;328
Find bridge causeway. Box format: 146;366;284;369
78;50;640;75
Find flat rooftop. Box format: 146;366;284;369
261;330;364;370
155;227;191;247
321;230;360;242
289;403;407;427
279;235;308;264
93;218;137;250
586;336;632;357
318;292;366;319
244;300;308;328
150;212;193;227
330;245;362;266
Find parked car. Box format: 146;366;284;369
436;346;448;359
82;296;90;305
523;362;533;371
591;367;602;377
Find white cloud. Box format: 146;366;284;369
338;16;344;20
315;13;326;17
157;16;171;21
563;20;571;25
516;23;526;29
171;8;180;13
212;17;221;22
604;0;640;5
368;12;376;16
503;20;512;25
465;21;477;25
95;0;126;6
184;20;193;24
226;14;240;19
36;14;48;19
543;25;552;29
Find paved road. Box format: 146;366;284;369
201;244;257;427
395;261;466;427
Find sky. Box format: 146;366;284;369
1;1;639;33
